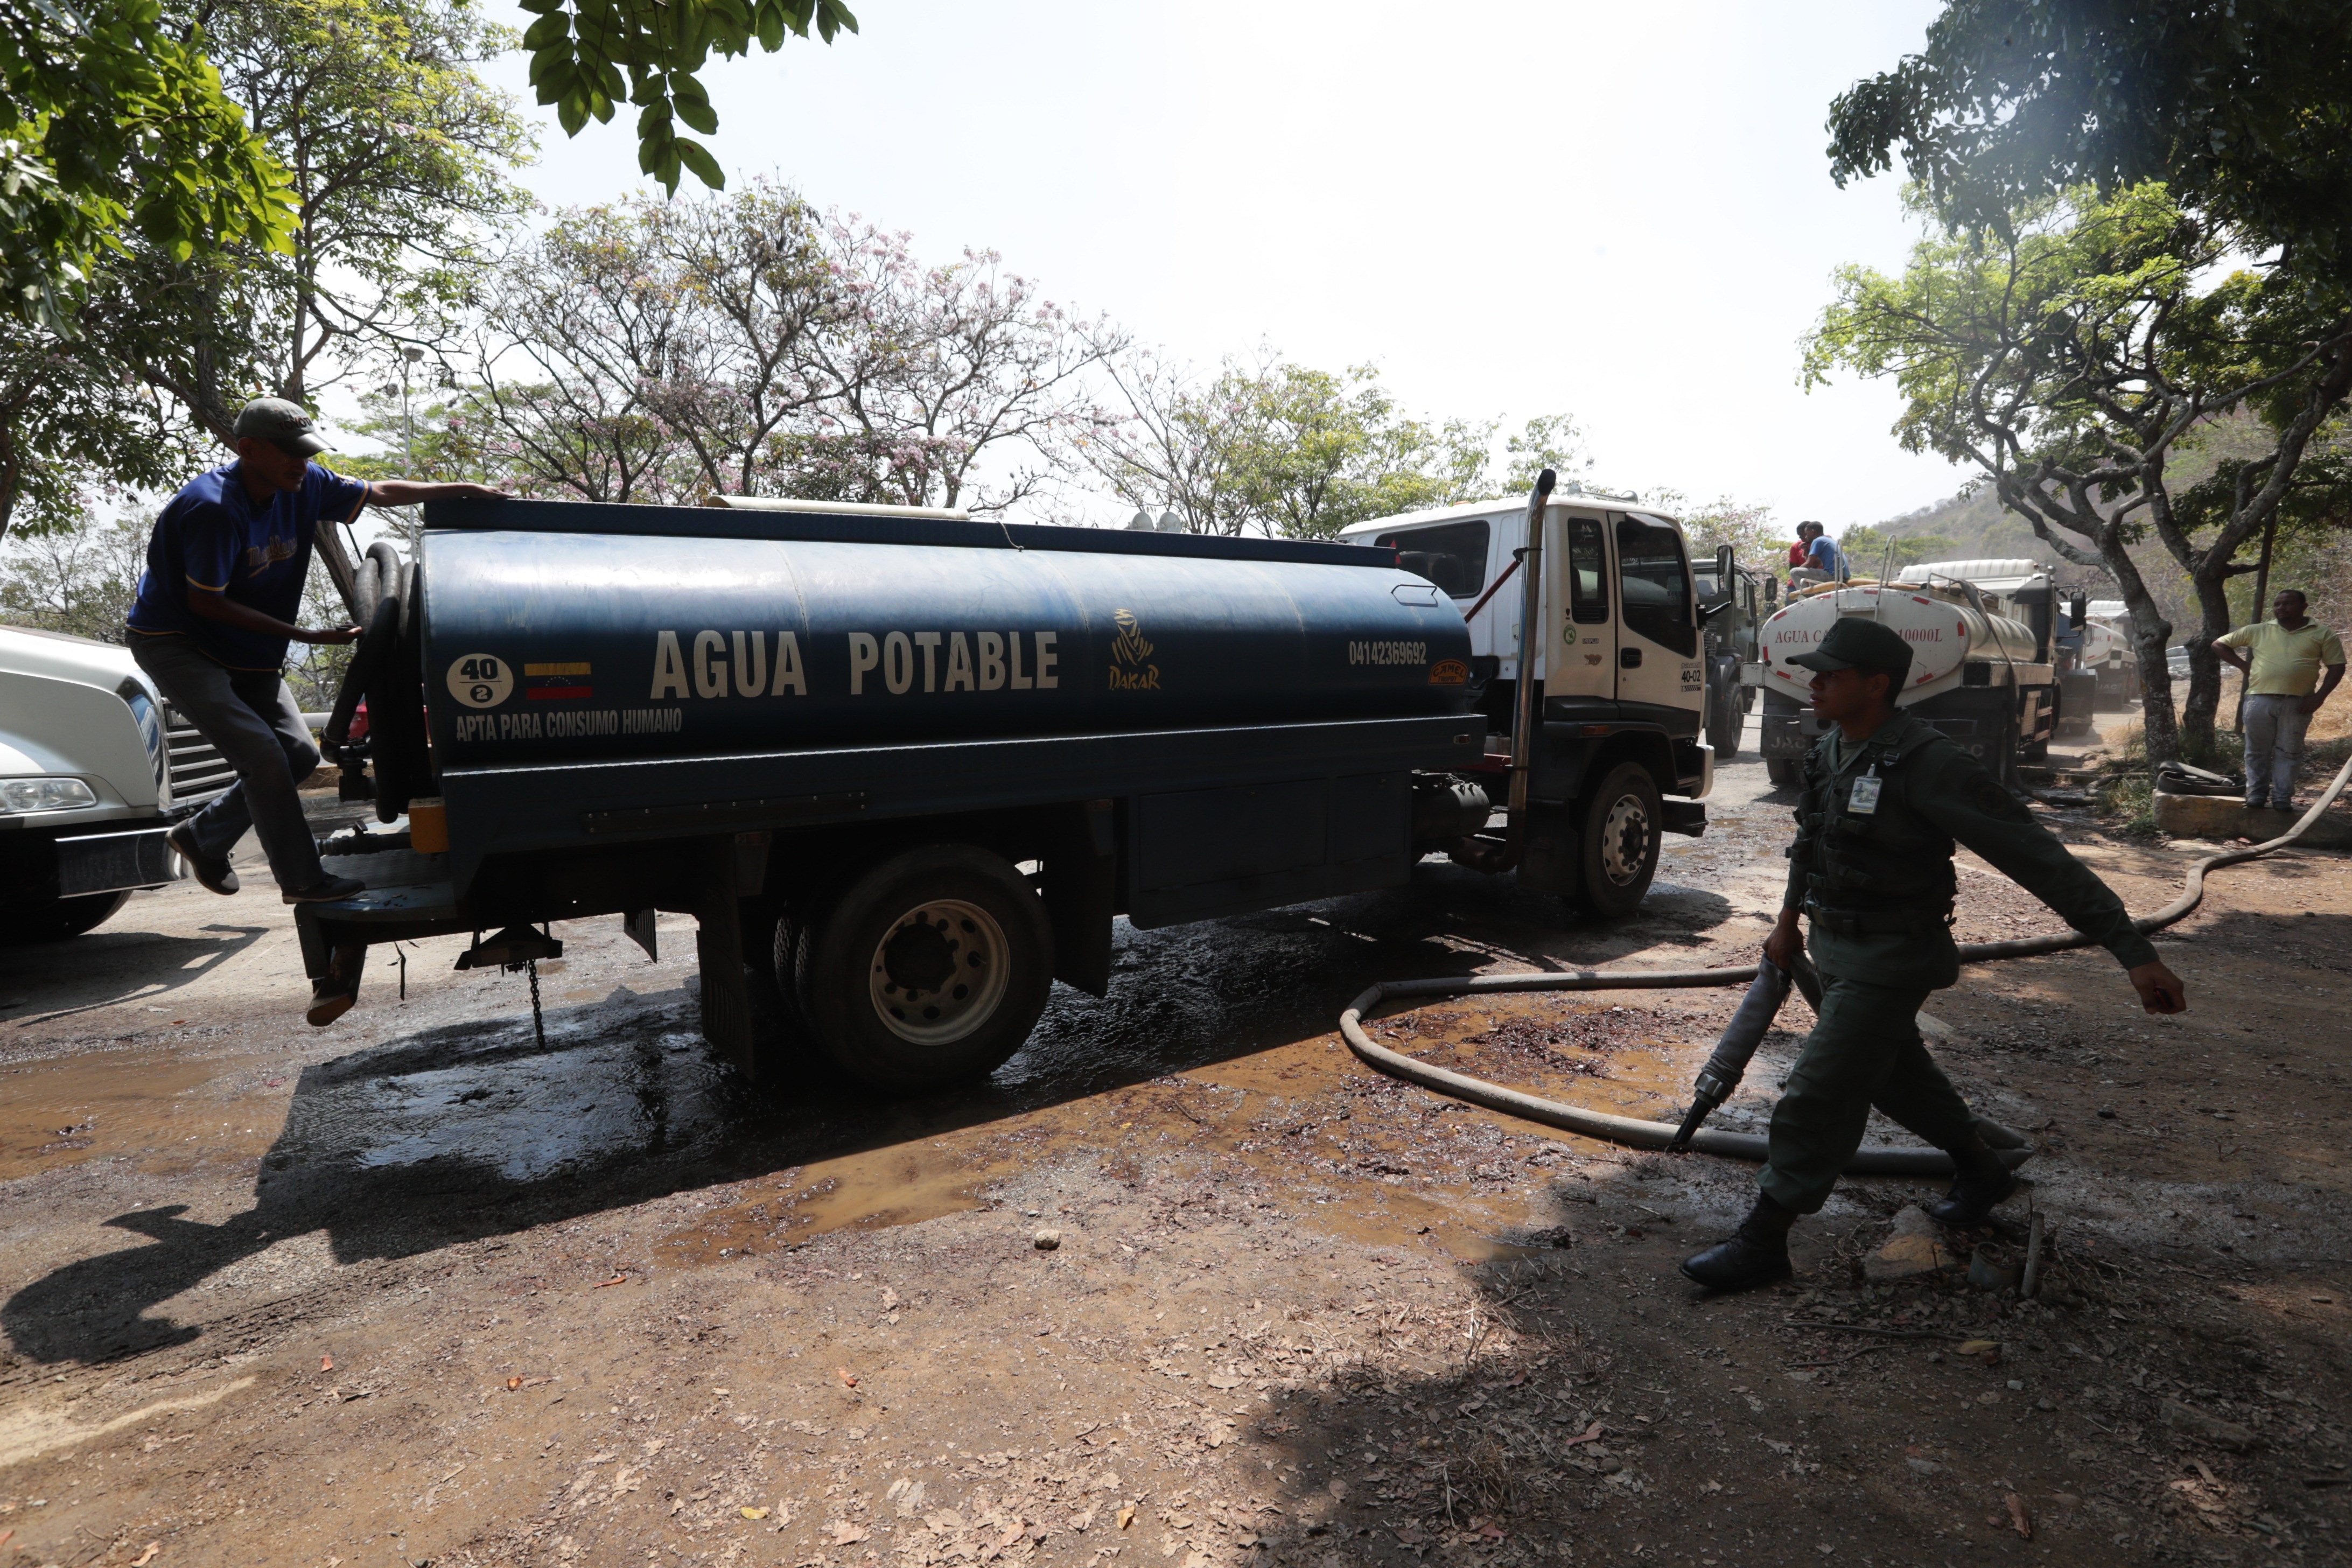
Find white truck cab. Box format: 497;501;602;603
0;626;233;941
1340;494;1712;914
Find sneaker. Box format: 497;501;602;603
282;873;365;905
166;822;239;895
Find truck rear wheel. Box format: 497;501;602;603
789;845;1054;1094
1576;762;1661;919
0;890;130;944
1765;757;1801;788
1706;681;1743;759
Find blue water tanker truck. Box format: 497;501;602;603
305;478;1711;1091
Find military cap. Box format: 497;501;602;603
1790;615;1914;684
233;396;332;457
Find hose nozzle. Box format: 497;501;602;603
1667;955;1796;1152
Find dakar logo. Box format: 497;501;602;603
241;536;298;577
1107;607;1161;691
1428;658;1469;686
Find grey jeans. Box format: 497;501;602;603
2242;692;2313;807
130;634;323;891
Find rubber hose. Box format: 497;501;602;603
1341;751;2352;1175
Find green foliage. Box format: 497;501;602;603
0;0;533;543
1651;494;1787;569
517;0;856;192
0;0;293;327
1083;355;1590;540
0;506;149;639
1828;1;2352;287
1837;524;1957;573
1803;181;2352;760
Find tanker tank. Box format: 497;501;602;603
1760;583;2039;704
412;502;1477;769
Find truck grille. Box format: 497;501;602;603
163;703;237;806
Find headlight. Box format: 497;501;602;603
0;776;99;814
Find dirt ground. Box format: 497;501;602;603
2;712;2348;1568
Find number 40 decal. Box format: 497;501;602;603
446;654;513;710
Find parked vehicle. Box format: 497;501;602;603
1757;557;2061;788
0;626;233;941
1692;554;1768;757
304;484;1712;1089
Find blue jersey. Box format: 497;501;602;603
127;460;370;670
1805;534;1849;581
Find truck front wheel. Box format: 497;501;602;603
1576;762;1662;919
0;890;130;944
789;845;1055;1094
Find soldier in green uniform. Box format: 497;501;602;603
1682;618;2188;1293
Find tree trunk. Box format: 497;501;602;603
2111;561;2181;766
2179;566;2238;762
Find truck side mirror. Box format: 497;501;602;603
1764;576;1779;606
1716;543;1735;584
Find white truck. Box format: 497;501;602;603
1756;557;2061;787
1337;491;1716;914
0;626;233;941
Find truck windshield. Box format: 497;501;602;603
1616;514;1695;655
1373;519;1489;598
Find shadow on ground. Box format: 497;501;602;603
2;859;1739;1367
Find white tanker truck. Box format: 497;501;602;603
2082;599;2143;709
1758;558;2061;787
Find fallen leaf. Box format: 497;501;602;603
826;1520;870;1545
1957;1339;1999;1356
741;1506;769;1520
506;1376;523;1391
594;1272;629;1289
131;1545;161;1566
837;1368;859;1388
1117;1505;1136;1530
1563;1420;1605;1447
320;1354;334;1373
2004;1493;2033;1541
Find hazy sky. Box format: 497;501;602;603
482;1;1963;531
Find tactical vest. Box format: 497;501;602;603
1798;718;1958;933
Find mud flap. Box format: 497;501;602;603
691;833;769;1079
1516;802;1579;897
1044;799;1116;997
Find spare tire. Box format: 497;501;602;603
321;593;399;764
363;560;435;823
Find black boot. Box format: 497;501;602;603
1681;1194;1797;1292
1927;1164;2018;1226
1928;1132;2018;1225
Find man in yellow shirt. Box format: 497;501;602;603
2214;589;2346;810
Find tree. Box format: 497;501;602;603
515;0;855;193
445;186;1115;512
1833;524;1959;574
94;0;535;443
0;0;292;328
1826;1;2352;287
1654;494;1788;567
0;508;150;640
1080;353;1588;538
0;320;190;539
1804;183;2352;761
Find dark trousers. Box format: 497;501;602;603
131;634;323;893
1758;963;1981;1214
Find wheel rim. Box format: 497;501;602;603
1599;793;1651;887
867;897;1012;1045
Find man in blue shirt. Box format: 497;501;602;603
128;397;498;909
1798;522;1849;583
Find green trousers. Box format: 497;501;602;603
1758;963;1982;1215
